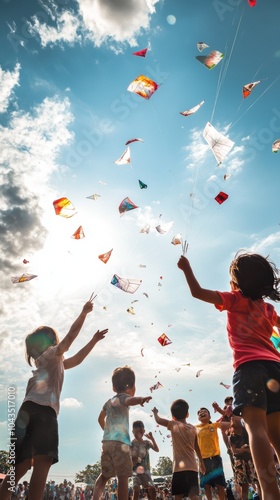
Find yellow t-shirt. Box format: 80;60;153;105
195;422;221;459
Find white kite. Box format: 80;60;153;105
203;122;234;164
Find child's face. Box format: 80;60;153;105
198;408;210;423
133;426;145;439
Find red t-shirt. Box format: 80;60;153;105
215;290;280;369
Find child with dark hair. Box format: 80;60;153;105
131;420;159;500
178;251;280;500
93;366;152;500
196;407;228;499
0;299;108;500
152;399;205;500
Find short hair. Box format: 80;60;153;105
224;396;233;404
133;420;144;430
25;326;59;366
230;252;280;301
112;366;135;393
171;399;189;420
197;407;211;422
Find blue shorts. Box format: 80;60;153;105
233;360;280;416
200;455;226;488
172;470;199;497
14;401;58;464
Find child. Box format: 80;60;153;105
196;407;228;500
212;397;234;469
178;251;280;500
152;399;205;500
0;298;108;500
92;366;152;500
131;420;159;500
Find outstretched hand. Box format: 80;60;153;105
177;255;189;271
93;329;108;342
152;407;158;415
82;300;94;314
140;396;152;406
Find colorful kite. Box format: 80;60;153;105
248;0;256;5
125;138;144;146
271;329;280;351
98;249;113;264
197;42;209;52
242;81;260;98
171;234;182;245
215;192;228;204
138;179;147;189
114;147;131;165
11;273;38;283
180;100;205;116
127;75;159;99
53;197;77;218
203;122;235;164
158;333;172;346
133;48;148;57
71;226;85;239
272;139;280;153
220;382;231;389
150;381;163;393
196;50;224;70
111;274;142;293
119;197;138;215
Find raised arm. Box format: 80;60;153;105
64;329;108;369
125;395;152;407
145;431;159;452
56;300;94;356
151;407;168;428
177;256;222;305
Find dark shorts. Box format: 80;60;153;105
200;455;226;489
14;401;58;464
172;470;199;496
233;360;280;416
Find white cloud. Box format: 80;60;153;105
28;10;81;48
61;397;83;408
0;63;20;113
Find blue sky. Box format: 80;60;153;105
1;0;280;484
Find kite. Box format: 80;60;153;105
220;382;231;389
158;333;172;346
114;147;131;165
171;234;182;245
98;249;113;264
272;139;280;153
127;307;135;315
141;348;144;357
125;138;144;146
248;0;256;5
23;259;29;264
271;330;280;351
215;192;228;204
133;48;148;57
196;50;224;70
143;292;149;298
86;194;100;200
11;273;37;283
127;75;159;99
155;222;174;234
53;197;77;218
140;225;150;233
224;174;231;180
203;122;235;164
119;197;138;215
139;264;147;268
196;369;203;377
180;100;205;116
71;226;85;239
242;81;260;98
138;179;147;189
197;42;209;52
111;274;142;293
150;381;163;393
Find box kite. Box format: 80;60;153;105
127;75;159;99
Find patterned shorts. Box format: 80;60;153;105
133;472;154;489
101;441;132;479
233;457;257;485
